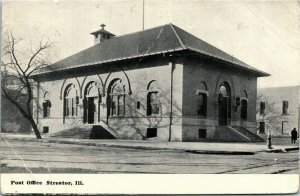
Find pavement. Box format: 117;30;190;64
1;133;299;155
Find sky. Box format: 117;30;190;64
3;0;300;88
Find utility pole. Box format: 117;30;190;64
298;106;300;138
142;0;145;30
168;61;174;142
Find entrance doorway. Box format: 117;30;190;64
84;82;100;124
87;97;99;124
218;82;231;126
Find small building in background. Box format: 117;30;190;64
1;76;32;133
257;86;300;136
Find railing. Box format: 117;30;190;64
100;120;119;138
70;119;84;126
226;126;251;142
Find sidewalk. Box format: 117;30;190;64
1;133;299;155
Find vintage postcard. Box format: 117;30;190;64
1;0;299;194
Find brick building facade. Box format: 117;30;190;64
32;24;269;142
257;86;300;136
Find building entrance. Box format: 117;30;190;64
219;96;228;125
218;82;231;126
87;97;99;124
84;82;100;124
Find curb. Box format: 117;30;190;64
285;147;299;152
46;139;180;151
46;139;255;155
264;147;299;153
2;136;298;155
185;150;255;155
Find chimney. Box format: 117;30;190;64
90;24;115;45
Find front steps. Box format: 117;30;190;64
232;126;265;142
90;121;119;139
47;122;263;143
48;121;119;139
214;126;265;142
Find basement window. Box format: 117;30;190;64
43;126;49;134
147;128;157;138
198;129;207;138
137;101;141;109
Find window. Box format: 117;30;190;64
147;128;157;138
118;95;125;116
197;93;207;116
66;97;76;116
196;82;208;117
241;99;247;120
282;100;289;115
198;129;207;138
43;92;51;118
109;81;125;116
260;102;265;115
147;92;159;115
43;126;49;133
111;95;117;116
42;100;51;118
240;91;248;120
147;81;160;116
64;84;78;117
136;101;141;109
259;122;265;134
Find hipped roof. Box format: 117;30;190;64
34;23;269;77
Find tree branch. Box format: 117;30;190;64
26;39;51;74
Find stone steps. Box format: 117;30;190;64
48;122;118;139
231;126;265;142
48;125;93;139
214;126;250;142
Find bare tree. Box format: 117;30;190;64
1;32;52;139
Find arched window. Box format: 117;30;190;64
147;81;160;116
86;82;99;97
220;85;228;96
242;90;247;98
241;90;248;120
196;82;208;117
108;80;125;116
43;92;51;118
64;84;78;117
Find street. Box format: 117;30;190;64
1;138;298;174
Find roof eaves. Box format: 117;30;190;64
33;47;185;76
90;29;115;36
187;47;270;77
169;23;186;49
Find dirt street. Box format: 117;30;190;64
1;139;298;174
